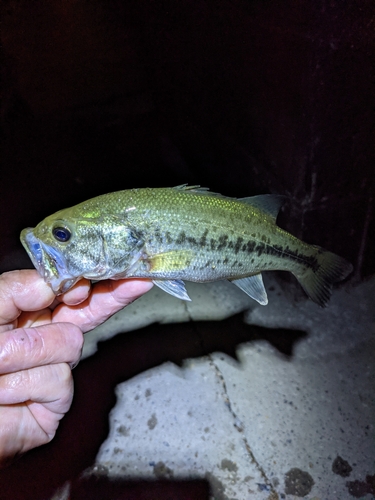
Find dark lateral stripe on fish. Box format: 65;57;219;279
253;242;320;271
175;231;199;246
201;233;320;271
217;233;318;269
154;229;163;244
234;237;244;254
170;230;319;272
199;229;209;247
175;231;186;244
217;234;229;250
165;231;173;245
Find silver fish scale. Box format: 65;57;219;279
20;186;353;306
128;216;274;282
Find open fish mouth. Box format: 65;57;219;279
20;228;78;294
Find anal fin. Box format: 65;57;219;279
231;274;268;305
153;279;191;301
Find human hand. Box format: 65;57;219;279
0;270;153;465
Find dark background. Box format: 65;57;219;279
1;0;374;277
0;1;374;498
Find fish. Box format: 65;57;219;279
20;185;353;306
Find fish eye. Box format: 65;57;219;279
52;226;71;242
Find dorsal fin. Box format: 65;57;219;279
173;184;232;199
173;185;286;219
174;184;206;191
239;194;286;220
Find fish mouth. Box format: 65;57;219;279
20;228;78;294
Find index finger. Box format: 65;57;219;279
52;279;153;333
0;322;83;374
0;271;55;325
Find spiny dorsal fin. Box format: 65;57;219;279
174;184;204;191
173;184;233;199
173;185;286;219
174;184;218;194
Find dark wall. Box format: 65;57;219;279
1;0;374;276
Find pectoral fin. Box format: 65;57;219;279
148;250;193;300
231;274;268;305
147;250;194;272
153;279;191;301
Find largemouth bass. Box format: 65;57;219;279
20;185;353;306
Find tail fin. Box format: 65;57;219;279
295;249;353;307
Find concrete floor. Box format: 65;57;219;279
72;274;374;499
1;275;373;500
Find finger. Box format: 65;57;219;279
52;278;153;333
0;308;54;333
0;405;53;463
16;309;52;329
0;323;83;375
57;278;91;306
0;323;17;334
0;363;73;408
0;364;73;462
0;270;55;325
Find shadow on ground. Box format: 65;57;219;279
0;313;306;500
